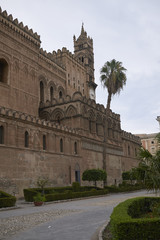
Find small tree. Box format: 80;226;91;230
82;169;107;187
37;176;49;195
122;169;136;184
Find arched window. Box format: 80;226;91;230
128;145;130;156
0;59;8;83
75;163;80;183
96;123;98;135
89;120;92;133
74;142;77;154
135;148;137;156
60;138;63;152
25;131;29;148
40;81;44;102
50;86;53;101
0;126;4;144
43;135;46;150
59;91;62;99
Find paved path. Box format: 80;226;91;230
0;190;156;240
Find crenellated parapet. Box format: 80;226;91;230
39;48;66;71
52;47;85;68
121;130;141;144
108;109;120;121
0;8;41;47
0;106;78;135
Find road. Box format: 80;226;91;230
0;190;156;240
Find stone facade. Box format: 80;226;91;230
136;133;160;155
0;8;141;198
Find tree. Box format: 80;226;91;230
37;176;49;195
100;59;127;111
82;169;107;187
122;169;137;184
136;133;160;193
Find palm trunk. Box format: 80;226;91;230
107;92;112;111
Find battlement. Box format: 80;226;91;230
121;130;141;144
0;8;41;47
52;47;85;68
39;48;66;71
0;106;78;135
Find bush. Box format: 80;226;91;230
45;189;109;202
0;190;16;208
105;183;143;193
110;197;160;240
33;193;46;202
72;182;80;192
23;188;39;202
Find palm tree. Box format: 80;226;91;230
100;59;127;111
137;134;160;193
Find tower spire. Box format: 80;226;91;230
81;22;85;35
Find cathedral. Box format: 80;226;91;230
0;8;140;198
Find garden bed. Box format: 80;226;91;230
110;197;160;240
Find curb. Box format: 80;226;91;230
98;219;110;240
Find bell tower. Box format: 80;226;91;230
73;24;97;100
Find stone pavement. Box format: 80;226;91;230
0;190;156;240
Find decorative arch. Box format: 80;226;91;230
48;81;56;101
96;113;103;136
39;111;51;121
40;81;44;102
51;108;64;123
96;113;102;124
58;86;65;99
72;91;83;101
88;109;95;121
66;105;77;117
128;145;131;156
23;65;28;77
81;105;88;117
30;69;35;80
88;109;96;133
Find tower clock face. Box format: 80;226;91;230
89;88;95;100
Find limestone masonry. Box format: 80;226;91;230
0;8;141;198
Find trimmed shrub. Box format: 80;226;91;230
23;188;39;202
110;197;160;240
0;190;16;208
45;189;109;202
105;183;143;193
72;182;80;192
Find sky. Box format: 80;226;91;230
1;0;160;134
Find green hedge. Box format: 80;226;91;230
23;186;103;202
105;184;143;193
0;190;16;208
24;184;144;202
110;197;160;240
45;189;108;202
